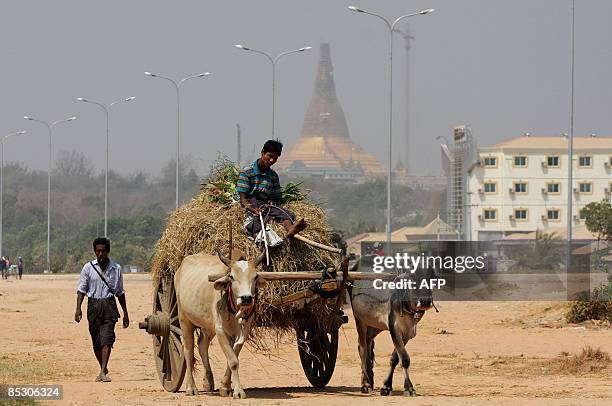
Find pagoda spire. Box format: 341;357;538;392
300;43;350;139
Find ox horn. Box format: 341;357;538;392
217;251;232;269
254;251;267;267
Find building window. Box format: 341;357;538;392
578;155;592;168
483;209;497;220
483;157;497;167
513;155;527;167
546;156;560;167
547;209;560;221
579;182;592;194
514;209;528;220
484;182;497;194
579;208;587;220
514;182;527;193
547;182;560;194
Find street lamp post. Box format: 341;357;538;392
24;116;76;273
349;5;434;254
1;131;26;262
566;0;576;273
234;44;312;138
77;96;136;237
145;71;210;209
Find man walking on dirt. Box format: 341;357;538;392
75;237;129;382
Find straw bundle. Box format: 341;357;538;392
151;187;340;339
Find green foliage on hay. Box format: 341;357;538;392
202;156;309;205
202;156;240;205
281;181;309;203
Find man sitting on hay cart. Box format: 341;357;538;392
237;139;307;240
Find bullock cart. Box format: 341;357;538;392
138;159;393;393
139;239;394;393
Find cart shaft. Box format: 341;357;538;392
207;271;397;282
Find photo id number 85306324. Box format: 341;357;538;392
0;384;63;400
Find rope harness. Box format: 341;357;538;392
400;298;439;319
226;282;238;314
223;277;257;323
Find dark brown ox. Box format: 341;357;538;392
174;249;266;399
348;269;434;396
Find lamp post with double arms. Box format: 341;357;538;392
349;5;434;254
234;44;312;138
24;115;76;272
77;96;136;237
145;71;210;209
0;130;26;262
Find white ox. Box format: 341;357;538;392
175;249;266;398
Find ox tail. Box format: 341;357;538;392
191;328;200;370
346;279;354;302
370;340;374;369
345;279;356;318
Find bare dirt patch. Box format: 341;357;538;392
1;275;611;405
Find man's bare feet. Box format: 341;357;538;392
286;218;307;238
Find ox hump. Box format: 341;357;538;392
230;249;246;261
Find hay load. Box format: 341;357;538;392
151;157;340;334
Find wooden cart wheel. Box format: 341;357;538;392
296;319;339;388
151;276;186;392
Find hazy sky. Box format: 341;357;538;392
1;0;610;177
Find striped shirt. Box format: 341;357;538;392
236;160;282;202
76;259;125;299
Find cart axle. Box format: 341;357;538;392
139;314;170;336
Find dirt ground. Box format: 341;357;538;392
1;274;610;406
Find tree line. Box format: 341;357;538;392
2;151;443;273
3;150;200;273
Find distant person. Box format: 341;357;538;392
17;257;24;280
4;257;9;279
0;257;5;280
75;237;129;383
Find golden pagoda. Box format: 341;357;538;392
275;43;385;178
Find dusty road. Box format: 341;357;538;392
0;274;610;405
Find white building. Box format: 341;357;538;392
468;134;612;241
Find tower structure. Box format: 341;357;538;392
440;125;477;239
394;25;415;174
276;43;384;179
